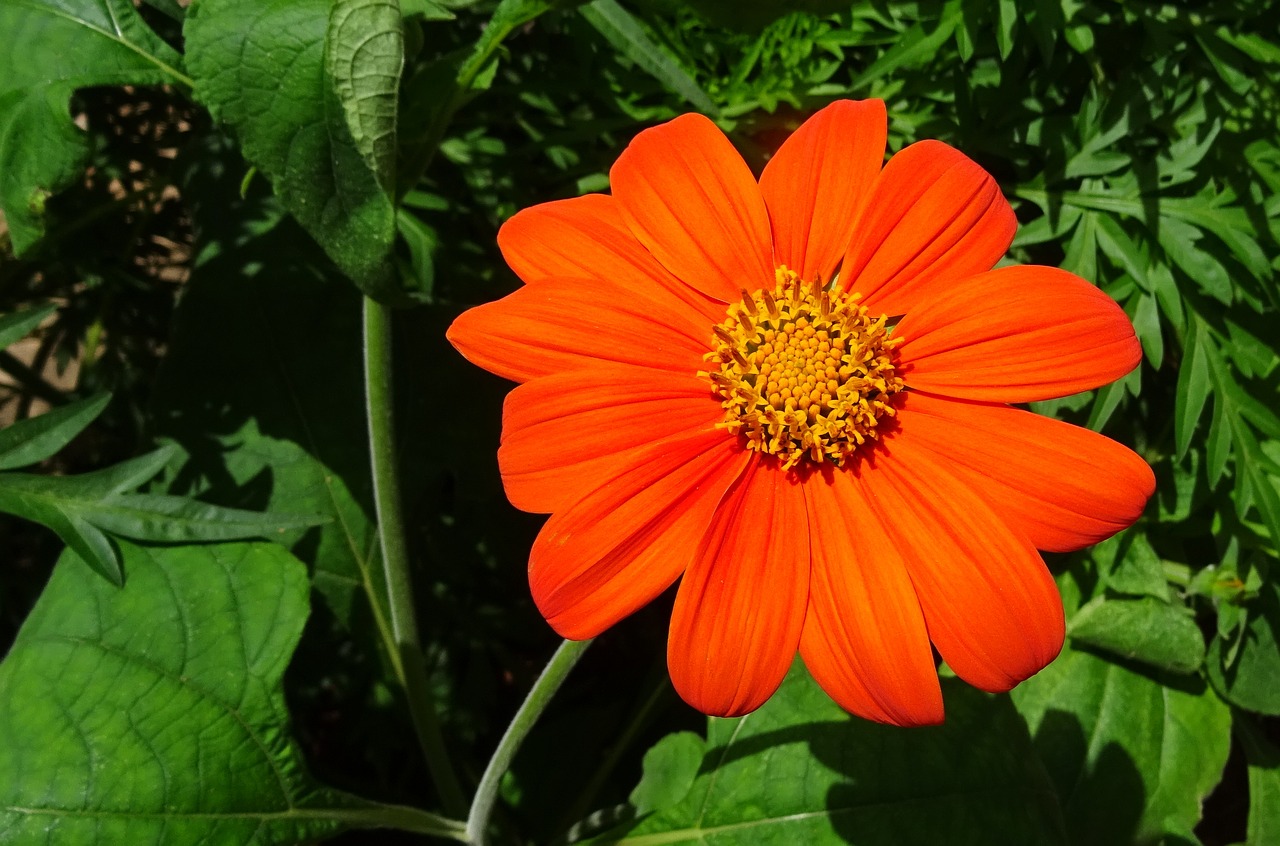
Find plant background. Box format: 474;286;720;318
0;0;1278;844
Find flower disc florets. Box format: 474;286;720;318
706;267;904;469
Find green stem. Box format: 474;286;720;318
333;802;471;841
363;296;467;818
466;638;594;845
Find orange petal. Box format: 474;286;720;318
841;139;1015;315
799;466;943;726
446;274;708;383
668;456;810;717
759;99;886;285
611;113;774;302
499;365;722;513
856;438;1065;693
530;428;748;640
895;265;1142;402
497;194;725;323
896;392;1155;551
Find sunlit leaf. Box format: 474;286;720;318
1012;645;1231;845
0;0;189;252
601;662;1066;845
184;0;405;301
0;540;462;843
1068;597;1204;674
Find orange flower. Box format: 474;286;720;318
447;100;1155;724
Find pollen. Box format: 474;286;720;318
703;266;904;470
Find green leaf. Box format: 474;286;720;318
1207;582;1280;716
184;0;406;301
150;171;380;628
0;393;111;471
1012;645;1231;845
629;732;704;816
1200;334;1280;548
1158;216;1232;305
603;662;1066;845
1068;597;1205;674
1237;715;1280;846
1129;292;1163;370
1174;316;1211;459
995;0;1017;60
0;540;463;843
850;3;962;91
1096;530;1170;601
0;445;323;584
0;0;190;253
0;303;56;350
581;0;718;115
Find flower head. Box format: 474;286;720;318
448;100;1155;724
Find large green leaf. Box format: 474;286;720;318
599;662;1066;845
1207;581;1280;716
0;539;462;843
183;0;405;301
1012;645;1231;845
0;0;190;253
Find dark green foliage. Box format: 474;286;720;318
0;0;1277;844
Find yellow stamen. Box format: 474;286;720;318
707;266;904;470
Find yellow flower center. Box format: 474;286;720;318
705;267;904;470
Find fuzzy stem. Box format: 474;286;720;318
466;638;594;844
363;296;468;818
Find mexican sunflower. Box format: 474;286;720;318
447;99;1155;725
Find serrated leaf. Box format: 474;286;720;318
1207;581;1280;715
581;0;718;114
0;393;111;471
0;539;462;843
1174;317;1211;459
601;662;1066;845
1200;335;1280;547
1158;216;1233;305
1068;597;1205;674
850;3;962;90
1206;385;1233;488
1012;645;1231;845
1237;715;1280;846
0;0;190;253
184;0;405;301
